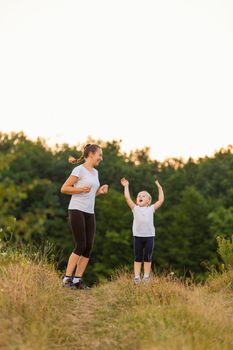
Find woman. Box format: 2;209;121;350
61;144;108;289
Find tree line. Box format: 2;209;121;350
1;131;233;282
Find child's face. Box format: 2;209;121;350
136;191;151;207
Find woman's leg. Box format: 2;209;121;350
75;213;96;277
65;252;81;277
74;256;89;278
65;210;86;276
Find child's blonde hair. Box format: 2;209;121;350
137;191;152;205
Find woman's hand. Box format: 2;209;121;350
61;175;91;195
81;186;91;193
98;184;109;194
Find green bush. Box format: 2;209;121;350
216;235;233;269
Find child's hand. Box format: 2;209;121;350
155;179;162;188
121;177;129;187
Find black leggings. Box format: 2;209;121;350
134;236;155;262
68;209;96;258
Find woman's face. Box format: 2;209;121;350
89;148;103;166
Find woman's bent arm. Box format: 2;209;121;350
61;175;91;195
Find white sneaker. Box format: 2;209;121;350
133;276;141;285
142;276;150;283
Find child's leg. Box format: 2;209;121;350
134;261;142;277
144;262;152;277
143;237;155;279
133;236;143;279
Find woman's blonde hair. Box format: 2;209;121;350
68;144;101;164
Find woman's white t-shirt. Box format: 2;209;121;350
132;205;155;237
68;164;100;214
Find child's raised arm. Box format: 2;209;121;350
120;178;135;210
153;179;164;210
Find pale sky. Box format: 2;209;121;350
0;0;233;161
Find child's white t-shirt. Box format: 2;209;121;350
68;164;100;214
132;205;155;237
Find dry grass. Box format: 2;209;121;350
73;273;233;350
1;252;233;350
0;252;77;350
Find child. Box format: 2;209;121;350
120;177;164;284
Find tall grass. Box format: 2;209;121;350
1;238;233;350
0;242;77;350
73;272;233;350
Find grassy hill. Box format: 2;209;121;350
1;251;233;350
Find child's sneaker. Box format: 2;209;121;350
142;276;150;283
133;276;141;285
